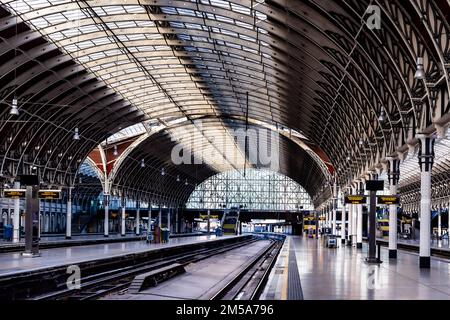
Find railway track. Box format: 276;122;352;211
31;238;259;300
210;240;283;300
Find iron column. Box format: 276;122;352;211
103;194;109;237
356;180;364;249
66;187;72;239
136;200;140;235
418;134;435;268
121;196;126;236
387;157;400;259
13;181;21;243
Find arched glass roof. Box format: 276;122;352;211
1;0;449;207
186;168;314;211
2;0;291;175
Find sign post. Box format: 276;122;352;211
365;180;384;264
20;175;41;257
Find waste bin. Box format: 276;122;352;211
161;228;170;243
4;225;13;241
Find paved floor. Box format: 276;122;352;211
293;237;450;300
106;240;272;300
0;235;221;276
382;237;450;251
0;233;139;247
0;232;132;243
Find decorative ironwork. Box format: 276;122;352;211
186;169;314;211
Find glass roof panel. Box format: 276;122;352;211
2;0;315;181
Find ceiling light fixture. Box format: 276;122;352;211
141;159;145;168
10;97;19;116
414;57;425;80
113;145;118;157
378;108;386;123
73;127;80;140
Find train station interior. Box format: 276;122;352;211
1;0;450;304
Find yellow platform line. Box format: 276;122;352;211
281;239;290;300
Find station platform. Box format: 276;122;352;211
0;234;253;299
0;232;204;253
376;237;450;255
0;235;244;277
106;239;272;300
262;236;450;300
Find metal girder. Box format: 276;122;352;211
1;0;450;209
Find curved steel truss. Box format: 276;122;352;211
0;0;449;208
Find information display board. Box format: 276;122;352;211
37;190;61;200
344;195;367;204
3;189;26;199
377;195;400;205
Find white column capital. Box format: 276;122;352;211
416;133;434;141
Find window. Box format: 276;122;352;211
186;169;314;211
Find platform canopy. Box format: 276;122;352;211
0;0;449;207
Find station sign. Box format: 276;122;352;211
200;214;219;220
377;195;400;205
365;180;384;191
37;190;61;200
3;189;26;199
344;195;367;204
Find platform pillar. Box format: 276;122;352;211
347;187;353;245
121;196;126;236
328;203;331;229
332;178;337;235
418;134;434;268
66;188;72;239
448;203;450;241
437;208;441;238
356;180;363;249
12;181;21;243
351;185;357;245
207;209;211;234
148;205;152;232
167;208;171;233
104;194;109;237
136;201;140;236
339;188;345;244
387;157;400;259
175;207;179;233
23;185;40;257
159;205;162;228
